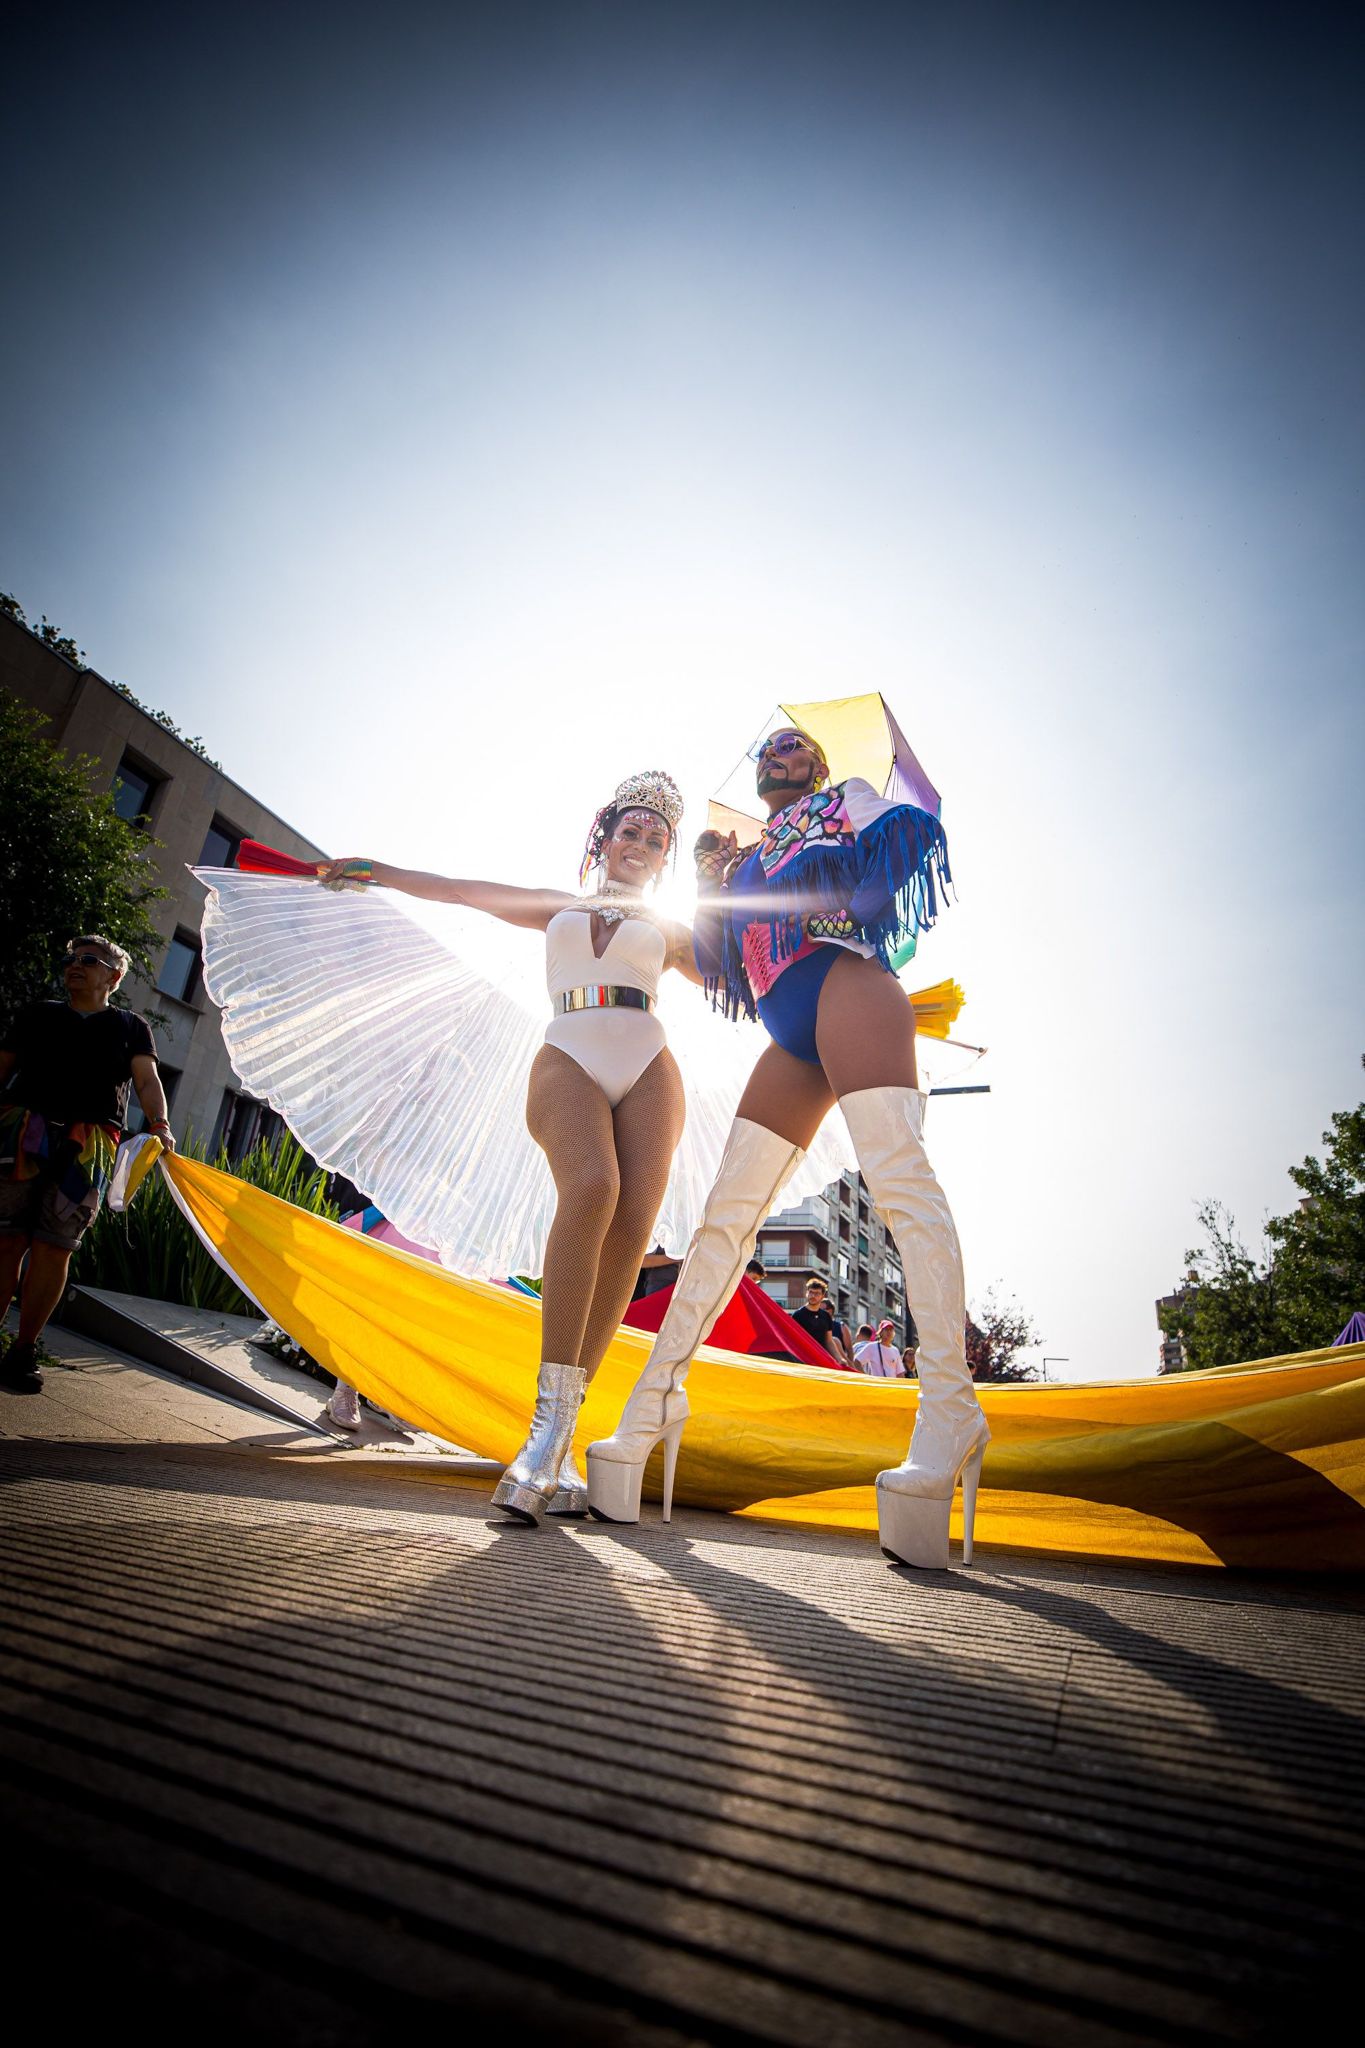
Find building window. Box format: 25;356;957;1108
763;1239;790;1266
199;816;242;867
157;929;203;1005
111;752;160;825
212;1089;285;1163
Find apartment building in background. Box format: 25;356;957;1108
1155;1282;1198;1374
757;1170;909;1343
2;610;326;1151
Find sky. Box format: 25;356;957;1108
4;1;1362;1379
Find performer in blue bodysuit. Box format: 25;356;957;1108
587;723;989;1570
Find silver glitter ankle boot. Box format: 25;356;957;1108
492;1363;588;1526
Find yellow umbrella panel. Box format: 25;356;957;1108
709;690;942;838
165;1156;1365;1572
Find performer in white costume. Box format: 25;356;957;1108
587;727;988;1569
318;770;705;1524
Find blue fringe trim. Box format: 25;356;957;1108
703;804;952;1020
848;802;953;973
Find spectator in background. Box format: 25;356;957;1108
0;936;173;1392
632;1243;682;1302
791;1277;847;1368
745;1257;766;1284
856;1318;908;1379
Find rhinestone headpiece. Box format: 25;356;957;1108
608;769;684;834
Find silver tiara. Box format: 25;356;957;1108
610;769;684;834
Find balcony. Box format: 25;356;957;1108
761;1209;829;1241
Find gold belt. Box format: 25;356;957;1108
554;985;655;1016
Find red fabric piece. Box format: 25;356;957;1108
237;838;322;878
623;1274;855;1371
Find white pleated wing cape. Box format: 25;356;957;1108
195;870;853;1279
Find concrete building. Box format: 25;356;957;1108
1155;1282;1199;1373
2;610;326;1151
757;1170;908;1343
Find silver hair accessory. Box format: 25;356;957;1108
608;769;684;834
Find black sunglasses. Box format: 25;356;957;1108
65;951;110;969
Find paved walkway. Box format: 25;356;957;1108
1;1338;1362;2043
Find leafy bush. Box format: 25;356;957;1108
74;1133;340;1314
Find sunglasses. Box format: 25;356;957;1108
754;732;815;764
65;952;111;969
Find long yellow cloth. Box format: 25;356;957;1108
167;1156;1365;1571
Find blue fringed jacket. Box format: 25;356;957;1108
693;777;952;1021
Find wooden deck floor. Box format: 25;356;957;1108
2;1349;1363;2044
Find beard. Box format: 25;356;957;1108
757;763;813;798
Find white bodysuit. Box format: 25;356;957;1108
542;908;668;1108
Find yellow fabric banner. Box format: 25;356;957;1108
167;1155;1365;1570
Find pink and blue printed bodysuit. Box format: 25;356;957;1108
692;778;952;1066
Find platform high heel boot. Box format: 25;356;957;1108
546;1445;589;1518
840;1087;990;1569
586;1119;804;1523
491;1363;588;1526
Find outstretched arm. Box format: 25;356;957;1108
320;859;572;933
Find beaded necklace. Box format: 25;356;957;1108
571;880;658;927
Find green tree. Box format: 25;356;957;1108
1267;1063;1365;1348
0;692;166;1022
1159;1064;1365;1369
1159;1202;1286;1370
965;1287;1041;1382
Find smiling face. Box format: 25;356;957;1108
602;808;671;888
754;728;827;812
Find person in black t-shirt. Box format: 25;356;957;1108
0;935;173;1392
631;1243;682;1303
790;1277;848;1368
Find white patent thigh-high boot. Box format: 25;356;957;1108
841;1087;989;1569
586;1119;803;1523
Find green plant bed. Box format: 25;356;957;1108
73;1134;340;1314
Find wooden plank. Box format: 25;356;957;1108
0;1437;1361;2045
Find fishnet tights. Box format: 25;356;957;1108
525;1044;686;1376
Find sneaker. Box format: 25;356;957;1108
325;1382;362;1430
0;1340;43;1393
